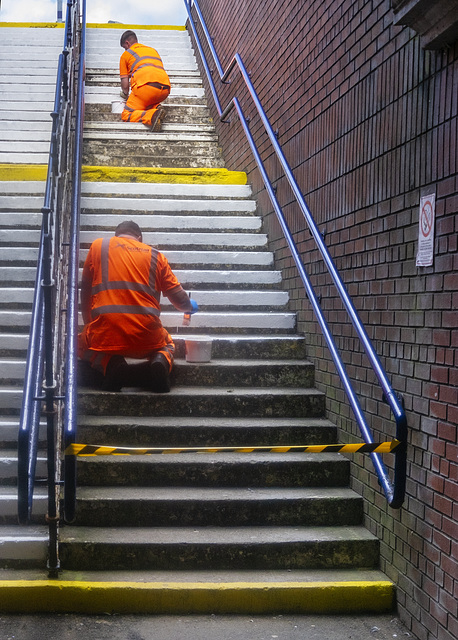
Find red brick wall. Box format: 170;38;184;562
190;1;457;638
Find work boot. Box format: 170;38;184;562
150;107;165;132
126;354;171;393
149;352;171;393
102;356;129;392
77;360;104;389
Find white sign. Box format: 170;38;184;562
416;194;436;267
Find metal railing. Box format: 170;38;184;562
17;0;86;575
63;0;86;526
184;0;407;508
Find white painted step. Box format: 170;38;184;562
84;131;218;143
1;248;273;268
0;526;48;564
0;229;268;249
0;419;46;444
85;86;205;102
81;181;253;199
0;287;288;308
81;196;257;213
0;334;31;353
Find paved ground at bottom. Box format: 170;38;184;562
0;613;416;640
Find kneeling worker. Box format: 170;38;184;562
119;30;171;131
78;221;198;392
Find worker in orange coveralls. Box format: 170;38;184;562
119;30;171;130
78;221;199;392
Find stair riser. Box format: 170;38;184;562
59;539;380;571
4;363;312;388
76;458;350;488
74;498;363;528
76;424;335;447
172;363;314;388
82;154;225;169
84;140;224;159
77;392;326;419
84;105;211;124
0;337;306;359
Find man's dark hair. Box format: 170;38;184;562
120;30;138;47
115;220;142;239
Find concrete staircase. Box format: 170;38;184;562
0;24;394;614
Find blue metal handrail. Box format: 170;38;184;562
185;0;407;507
63;0;86;524
17;0;86;574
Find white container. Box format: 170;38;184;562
111;100;125;114
185;337;212;362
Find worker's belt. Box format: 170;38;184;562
146;82;170;90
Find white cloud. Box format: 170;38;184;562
0;0;188;25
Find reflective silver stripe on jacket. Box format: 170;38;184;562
91;305;161;318
129;49;164;75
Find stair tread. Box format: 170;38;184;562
79;386;324;396
75;486;360;500
0;567;392;584
61;525;377;543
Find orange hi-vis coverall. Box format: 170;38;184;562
120;42;171;125
78;236;189;374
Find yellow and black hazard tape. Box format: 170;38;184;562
65;440;402;456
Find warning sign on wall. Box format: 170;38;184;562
416;194;436;267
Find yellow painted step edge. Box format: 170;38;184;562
0;164;247;185
0;23;185;31
0;580;394;614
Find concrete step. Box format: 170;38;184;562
3;358;312;388
84;103;213;125
0;525;48;569
0;228;268;250
0;487;47;524
171;359;313;387
74;486;363;528
85;86;206;101
76;415;336;447
0;359;27;386
0;287;288;308
81;213;260;230
0;450;47;486
80;181;252;200
0;333;307;360
2;248;274;269
82;141;225;169
78;386;325;419
0;310;297;334
0;567;394;614
75;450;349;488
85;121;216;134
58;525;380;571
81;196;257;214
0;419;46;447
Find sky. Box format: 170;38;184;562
0;0;188;26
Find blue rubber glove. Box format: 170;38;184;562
189;299;199;314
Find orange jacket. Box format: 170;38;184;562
120;43;170;91
81;236;182;353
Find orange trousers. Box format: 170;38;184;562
78;331;175;375
121;83;170;125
